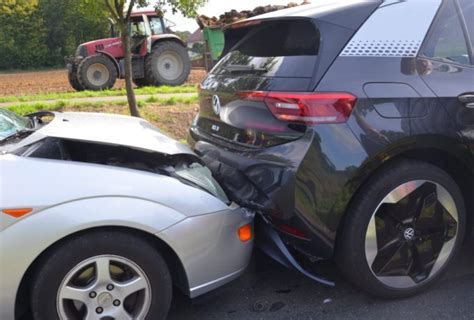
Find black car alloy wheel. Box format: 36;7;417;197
337;160;465;298
365;180;458;289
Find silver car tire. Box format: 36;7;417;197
336;160;466;298
31;230;172;320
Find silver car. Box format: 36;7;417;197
0;109;254;320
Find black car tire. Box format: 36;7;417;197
31;230;172;320
77;54;117;91
336;160;465;298
145;41;191;86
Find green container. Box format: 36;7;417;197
203;27;225;61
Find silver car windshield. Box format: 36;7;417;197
0;109;31;140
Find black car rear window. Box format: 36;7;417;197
212;19;320;78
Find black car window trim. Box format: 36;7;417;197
419;0;473;67
456;0;474;64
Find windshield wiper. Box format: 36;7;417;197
0;129;35;145
225;64;268;74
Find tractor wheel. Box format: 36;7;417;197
67;67;85;91
133;77;149;87
145;41;191;86
77;54;117;91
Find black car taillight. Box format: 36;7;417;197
238;91;357;125
278;224;310;241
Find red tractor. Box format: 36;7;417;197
67;10;191;91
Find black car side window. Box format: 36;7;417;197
459;0;474;50
421;0;471;65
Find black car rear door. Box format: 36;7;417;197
418;0;474;152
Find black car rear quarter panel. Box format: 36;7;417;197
312;53;471;252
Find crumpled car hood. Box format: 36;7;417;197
22;112;194;155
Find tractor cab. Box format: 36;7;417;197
67;10;190;91
129;11;169;54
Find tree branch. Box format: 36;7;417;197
113;0;123;23
125;0;136;20
105;0;119;22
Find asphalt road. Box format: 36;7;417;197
168;235;474;320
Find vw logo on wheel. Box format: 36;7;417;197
212;95;221;116
403;227;415;240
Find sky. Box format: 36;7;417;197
157;0;295;31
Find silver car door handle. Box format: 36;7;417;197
459;93;474;108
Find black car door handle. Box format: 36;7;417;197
459;93;474;108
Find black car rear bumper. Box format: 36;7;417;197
190;123;368;260
256;216;335;286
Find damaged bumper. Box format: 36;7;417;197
256;216;334;286
189;133;337;286
190;137;303;215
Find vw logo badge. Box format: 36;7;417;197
212;95;221;116
403;227;415;240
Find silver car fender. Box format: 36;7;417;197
0;196;188;318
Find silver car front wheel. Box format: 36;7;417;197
57;255;152;319
31;231;172;320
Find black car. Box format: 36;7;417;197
189;0;474;298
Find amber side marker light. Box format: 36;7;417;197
2;208;32;218
238;224;253;242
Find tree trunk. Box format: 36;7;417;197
121;24;140;117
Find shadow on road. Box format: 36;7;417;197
169;235;474;320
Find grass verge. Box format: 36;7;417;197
7;95;199;115
0;85;197;103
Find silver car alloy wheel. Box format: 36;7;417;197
365;180;458;289
57;255;152;320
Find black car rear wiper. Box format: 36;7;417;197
225;64;268;73
0;129;35;145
